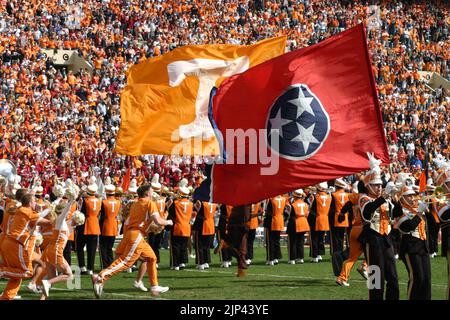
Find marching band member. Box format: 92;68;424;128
287;189;310;264
91;184;173;298
336;180;368;287
434;168;450;299
77;177;101;275
330;178;350;254
99;182;121;269
193;201;218;270
0;192;52;300
359;153;402;300
426;180;440;258
245;202;263;265
396;179;431;300
167;180;195;270
310;182;332;262
215;204;233;268
264;194;288;265
37;181;85;299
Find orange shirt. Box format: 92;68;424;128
8;206;40;245
332;189;349;227
83;196;102;235
173;198;194;237
269;196;286;231
127;198;158;235
348;193;363;227
291;199;310;232
101;197;121;236
315;192;332;231
201;202;217;236
247;202;261;230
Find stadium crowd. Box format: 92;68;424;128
0;0;448;190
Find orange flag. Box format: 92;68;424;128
419;170;427;193
116;37;286;156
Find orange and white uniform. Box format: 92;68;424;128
337;193;368;282
83;196;102;235
0;206;42;300
101;197;121;237
41;201;76;267
0;198;18;260
314;191;332;231
98;198;160;286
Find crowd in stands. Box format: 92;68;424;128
0;0;448;191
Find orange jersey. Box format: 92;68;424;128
332;189;349;227
173;198;194;237
7;207;40;246
201;202;217;236
315;192;332;231
348;193;363;227
291;199;310;232
127;198;159;235
83;196;102;235
101;197;121;236
269;196;287;231
247;202;261;230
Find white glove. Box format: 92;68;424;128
165;220;173;226
418;201;428;214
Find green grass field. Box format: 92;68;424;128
1;244;448;300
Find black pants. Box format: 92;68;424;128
148;232;163;263
170;235;189;267
427;221;440;254
217;228;231;262
76;233;98;272
288;232;306;260
364;235;399;300
311;230;326;258
265;229;281;261
63;240;73;266
99;235;115;269
390;229;401;256
246;229;256;260
331;227;345;254
194;232;214;265
402;252;431;300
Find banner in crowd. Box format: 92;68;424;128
201;24;390;206
116;36;286;156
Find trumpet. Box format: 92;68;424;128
419;186;448;204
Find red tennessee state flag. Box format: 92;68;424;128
205;24;390;206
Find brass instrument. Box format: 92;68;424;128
420;186;448;204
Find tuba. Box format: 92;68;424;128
0;159;17;189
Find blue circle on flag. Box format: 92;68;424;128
266;84;330;160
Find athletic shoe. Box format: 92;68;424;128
127;268;133;273
288;260;296;265
133;281;148;292
336;278;350;287
41;279;51;298
91;274;104;299
80;266;87;274
266;260;274;266
171;266;180;270
12;295;22;300
196;264;205;270
311;258;319;263
245;259;251;265
357;266;369;280
227;261;232;266
274;259;279;264
151;285;169;296
27;282;41;294
296;259;304;264
394;254;399;260
87;270;93;275
317;255;323;261
203;263;210;269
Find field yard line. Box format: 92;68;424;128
182;268;448;288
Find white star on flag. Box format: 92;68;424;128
269;108;292;138
288;88;314;118
291;123;320;153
